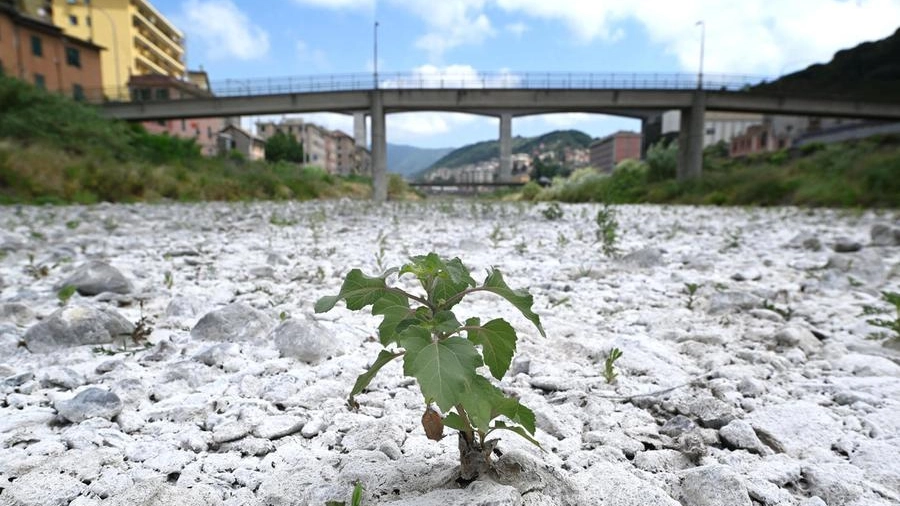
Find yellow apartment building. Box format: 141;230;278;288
41;0;185;99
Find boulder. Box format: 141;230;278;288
0;302;35;326
621;247;664;268
0;467;86;506
719;420;764;453
270;317;339;363
23;305;134;353
104;481;223;506
191;303;273;343
746;401;841;456
58;260;132;296
54;387;123;423
679;465;752;506
870;224;900;247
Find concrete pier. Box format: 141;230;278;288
498;113;513;182
353;112;367;148
370;93;387;201
677;91;707;180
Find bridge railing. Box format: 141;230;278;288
89;71;770;103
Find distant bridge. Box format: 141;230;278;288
95;72;900;201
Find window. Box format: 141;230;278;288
207;126;212;139
154;88;169;100
69;14;78;26
73;84;85;101
31;35;42;57
65;47;81;68
86;16;91;27
181;119;186;131
34;73;45;90
0;59;4;76
133;88;151;101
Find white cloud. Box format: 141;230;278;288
296;40;330;70
181;0;270;61
492;0;900;75
505;22;529;37
388;112;488;145
290;0;374;8
394;0;496;61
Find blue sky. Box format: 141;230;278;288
152;0;900;148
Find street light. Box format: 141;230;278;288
696;20;705;89
374;21;379;89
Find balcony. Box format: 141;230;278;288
132;11;184;59
134;51;168;76
131;0;182;42
134;31;183;73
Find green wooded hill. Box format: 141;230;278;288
756;27;900;100
420;129;592;177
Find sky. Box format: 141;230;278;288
151;0;900;149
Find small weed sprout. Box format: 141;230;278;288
866;291;900;340
683;283;700;310
514;241;527;255
603;347;623;384
721;229;742;251
24;253;51;279
164;271;174;290
374;230;388;273
556;232;569;248
595;205;620;257
65;220;80;230
57;285;76;305
316;253;545;480
540;203;564;221
489;223;504;248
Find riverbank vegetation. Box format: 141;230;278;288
0;76;381;204
522;136;900;208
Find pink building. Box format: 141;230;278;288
589;131;642;172
128;73;227;156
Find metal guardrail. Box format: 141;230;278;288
87;71;772;104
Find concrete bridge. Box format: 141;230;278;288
97;72;900;201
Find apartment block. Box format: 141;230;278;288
217;124;265;161
129;73;224;156
590;131;642;172
257;118;372;176
25;0;186;100
0;3;102;99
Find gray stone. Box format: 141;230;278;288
621;247;664;268
685;395;737;429
870;223;900;247
38;367;86;390
212;421;251;444
58;260;132;296
165;295;204;319
104;481;223;506
788;233;822;251
0;302;35;326
774;326;822;355
679;465;752;506
660;414;697;437
708;291;762;314
253;415;306;440
0;467;86;506
388;480;522;506
193;343;240;367
271;317;338;363
23;305;134;353
54;387;123;423
0;230;26;252
746;401;841;456
139;340;178;362
574;460;680;506
633;449;693;473
832;237;863;253
803;463;867;506
719;420;764;453
822;250;886;289
191;303;273;343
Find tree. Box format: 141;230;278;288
265;131;304;163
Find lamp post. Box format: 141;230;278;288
374;21;379;89
696;20;705;89
94;7;122;101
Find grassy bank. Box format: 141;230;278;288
527;136;900;208
0;76;377;204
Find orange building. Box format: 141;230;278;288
589;131;643;173
0;3;102;100
128;73;227;156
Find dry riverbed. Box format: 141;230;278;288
0;200;899;506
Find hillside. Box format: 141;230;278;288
387;143;453;178
755;27;900;100
423;129;592;175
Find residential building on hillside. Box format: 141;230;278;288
0;3;103;99
22;0;186;100
129;74;224;156
217;124;265;161
662;111;763;148
590;131;642;172
257;118;372;175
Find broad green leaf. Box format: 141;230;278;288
401;254;475;309
348;349;402;408
432;311;462;333
400;329;482;412
466;317;517;380
482;269;546;337
400;253;444;283
459;376;502;433
443;412;467;432
315;269;389;313
491;420;541;447
372;291;413;345
495;395;537;434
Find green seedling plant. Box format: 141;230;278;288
595;205;620;257
540;203;564;221
683;283;700;310
866;291;900;340
57;285;76;306
316;253;545;480
603;347;623;384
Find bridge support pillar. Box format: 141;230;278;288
353;112;367;148
371;92;388;202
677;91;706;180
499;113;513;182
